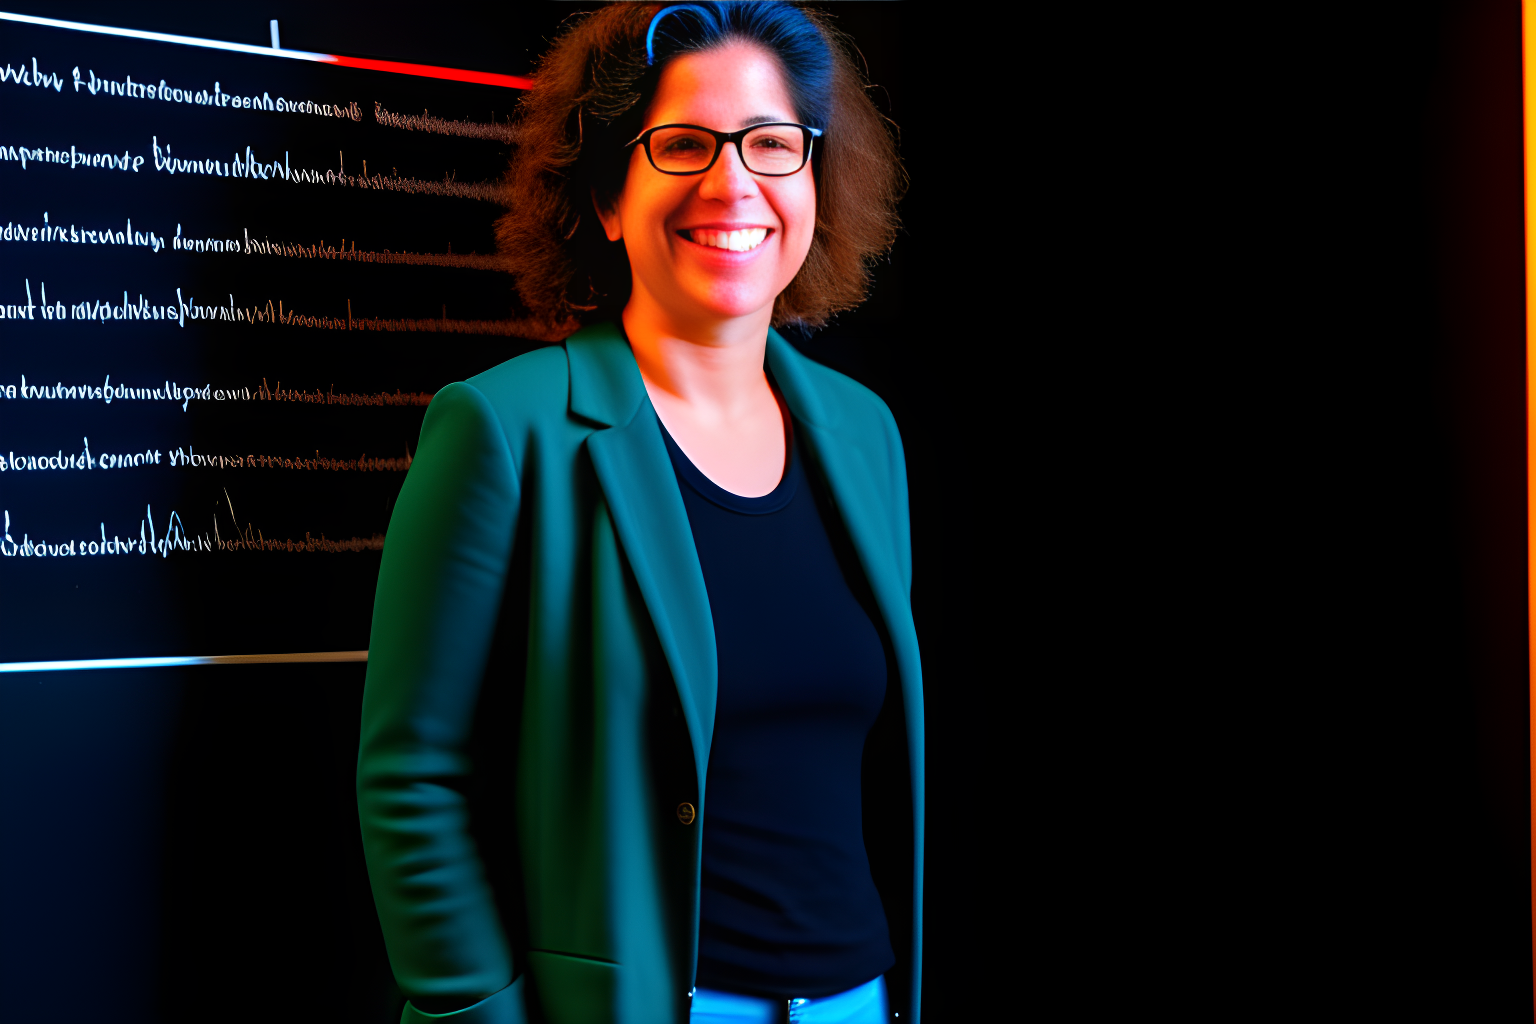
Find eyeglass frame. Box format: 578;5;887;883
623;121;824;177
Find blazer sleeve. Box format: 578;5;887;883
358;381;521;1006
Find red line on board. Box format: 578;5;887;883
321;54;532;90
0;13;534;89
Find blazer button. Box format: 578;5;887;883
676;802;696;825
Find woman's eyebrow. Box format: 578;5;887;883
739;114;789;128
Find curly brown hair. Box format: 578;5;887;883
496;2;905;338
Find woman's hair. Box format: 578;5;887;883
497;1;905;336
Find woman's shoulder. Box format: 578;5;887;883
463;343;571;409
767;332;902;453
411;346;576;476
421;343;572;437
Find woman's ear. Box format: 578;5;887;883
591;188;623;242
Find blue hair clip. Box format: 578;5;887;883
646;4;711;66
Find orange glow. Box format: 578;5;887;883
1525;1;1536;1011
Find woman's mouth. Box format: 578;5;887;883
682;227;769;252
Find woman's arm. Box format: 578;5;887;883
357;382;522;1007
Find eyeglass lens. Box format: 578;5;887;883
649;125;807;174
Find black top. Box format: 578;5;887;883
661;415;894;998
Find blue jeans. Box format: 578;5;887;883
690;976;889;1024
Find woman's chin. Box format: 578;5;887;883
673;281;782;323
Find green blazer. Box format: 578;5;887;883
358;322;924;1024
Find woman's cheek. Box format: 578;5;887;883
782;187;816;271
781;216;815;283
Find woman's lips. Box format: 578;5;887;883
679;227;770;252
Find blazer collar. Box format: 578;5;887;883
570;323;835;430
568;321;646;428
764;329;834;429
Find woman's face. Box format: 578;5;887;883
598;42;817;326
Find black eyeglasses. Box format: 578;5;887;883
625;122;822;177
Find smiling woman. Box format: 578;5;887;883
498;2;902;336
357;5;918;1023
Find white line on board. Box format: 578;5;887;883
0;651;368;673
0;11;335;62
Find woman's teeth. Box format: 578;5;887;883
690;227;768;252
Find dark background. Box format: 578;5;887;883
1037;0;1536;1017
1265;3;1533;1016
6;1;1536;1021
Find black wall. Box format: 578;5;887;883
1014;2;1533;1019
1276;3;1531;1015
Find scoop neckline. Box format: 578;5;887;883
659;420;799;515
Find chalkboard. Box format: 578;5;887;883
0;14;539;664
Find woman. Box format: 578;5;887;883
357;5;918;1022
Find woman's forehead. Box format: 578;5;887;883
647;43;798;127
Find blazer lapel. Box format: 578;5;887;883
569;326;718;786
765;333;922;694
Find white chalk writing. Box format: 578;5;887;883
0;278;534;337
151;139;505;202
0;133;503;202
0;280;266;329
0;57;63;91
2;54;361;119
1;508;202;558
0;142;142;172
71;68;360;120
3;373;214;411
172;224;238;253
0;439;163;472
0;508;387;559
0;213;164;251
0;441;411;473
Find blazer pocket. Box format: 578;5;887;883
401;975;527;1024
526;949;619;1024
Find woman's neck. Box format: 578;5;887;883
622;290;786;497
622;288;772;405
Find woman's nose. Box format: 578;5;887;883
698;140;758;200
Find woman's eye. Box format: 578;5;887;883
750;138;787;150
661;137;706;153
